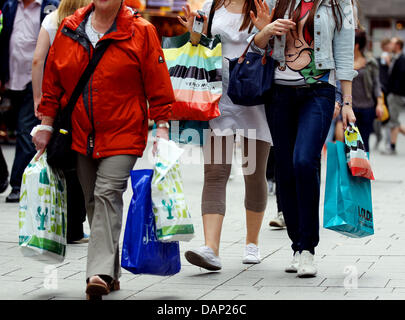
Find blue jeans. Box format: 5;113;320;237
8;83;40;190
265;84;335;254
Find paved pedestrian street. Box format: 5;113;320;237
1;119;405;300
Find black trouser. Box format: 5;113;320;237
0;146;8;181
64;169;87;242
266;147;282;212
8;83;40;191
64;170;86;242
353;107;376;153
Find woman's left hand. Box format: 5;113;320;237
250;0;274;31
341;105;356;130
153;127;169;156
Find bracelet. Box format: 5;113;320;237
343;95;353;100
342;102;352;108
30;124;54;137
156;122;170;129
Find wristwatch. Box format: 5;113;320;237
156;121;170;129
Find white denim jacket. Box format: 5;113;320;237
252;0;357;81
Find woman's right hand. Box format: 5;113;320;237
177;4;208;39
250;0;274;31
33;130;52;160
264;18;296;37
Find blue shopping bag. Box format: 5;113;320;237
121;169;181;275
323;141;374;238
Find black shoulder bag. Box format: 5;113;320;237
46;39;113;171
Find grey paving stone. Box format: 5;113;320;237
386;279;405;288
1;114;405;300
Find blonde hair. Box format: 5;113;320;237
57;0;92;26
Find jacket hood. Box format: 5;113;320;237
63;2;136;41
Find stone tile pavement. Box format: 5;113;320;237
0;117;405;300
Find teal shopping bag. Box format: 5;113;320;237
323;141;374;238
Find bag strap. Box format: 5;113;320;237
238;37;269;65
62;39;113;117
206;0;216;38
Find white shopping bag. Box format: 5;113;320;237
151;139;194;242
18;152;67;263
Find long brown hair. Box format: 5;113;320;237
272;0;343;35
214;0;257;33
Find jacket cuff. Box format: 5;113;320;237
37;101;58;119
247;33;267;55
149;104;172;123
336;69;358;81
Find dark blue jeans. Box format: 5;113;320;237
265;84;335;254
8;83;40;190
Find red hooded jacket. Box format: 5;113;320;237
39;4;174;158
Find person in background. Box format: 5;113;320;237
0;0;59;203
33;0;174;299
374;38;392;150
266;148;286;229
179;0;274;271
352;29;384;153
326;81;344;144
0;146;7;194
32;0;90;244
384;37;405;155
378;38;392;96
0;4;7;195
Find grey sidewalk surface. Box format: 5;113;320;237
0;117;405;300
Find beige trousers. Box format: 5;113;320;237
76;153;137;281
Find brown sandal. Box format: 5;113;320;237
86;276;120;300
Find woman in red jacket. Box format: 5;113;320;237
33;0;174;299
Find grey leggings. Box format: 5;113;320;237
202;132;271;215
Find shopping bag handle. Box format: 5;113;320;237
238;37;269;65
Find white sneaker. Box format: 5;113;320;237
285;251;300;273
267;179;275;195
297;250;317;278
242;243;261;264
185;246;222;271
269;211;286;228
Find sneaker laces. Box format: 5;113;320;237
300;251;314;265
245;244;259;258
199;246;220;261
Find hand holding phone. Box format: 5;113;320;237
192;10;206;34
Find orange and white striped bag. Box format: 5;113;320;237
344;124;375;180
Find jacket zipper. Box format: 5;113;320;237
88;73;96;157
86;44;96;157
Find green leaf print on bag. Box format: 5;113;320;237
19;151;67;261
36;207;49;231
151;139;194;242
156;162;168;170
162;199;175;220
39;168;50;185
